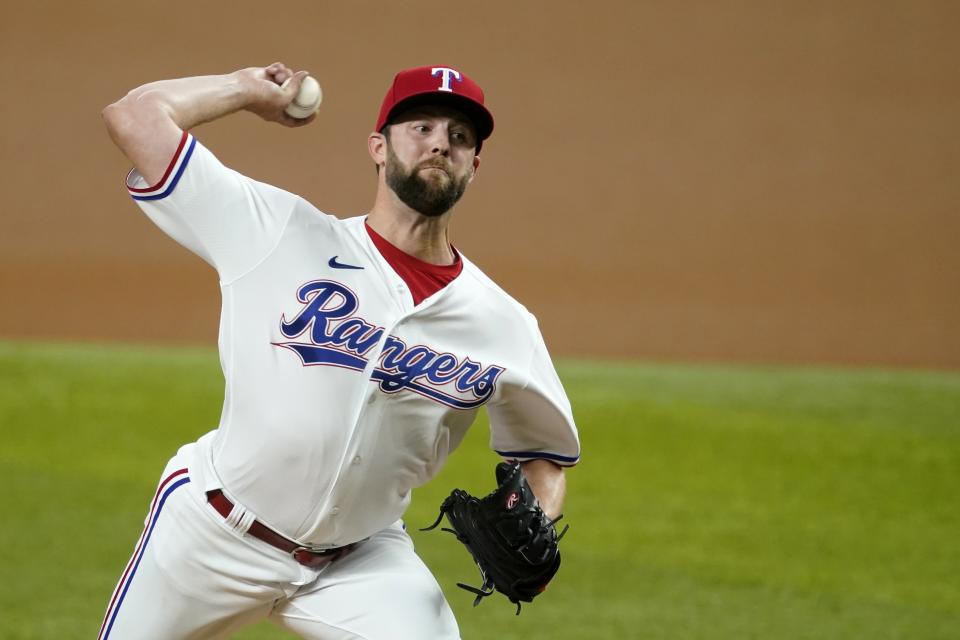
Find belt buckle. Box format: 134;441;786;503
291;545;338;569
291;544;336;557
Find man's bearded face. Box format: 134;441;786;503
384;142;471;218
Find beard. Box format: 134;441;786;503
384;145;470;217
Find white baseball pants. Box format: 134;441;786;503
97;445;460;639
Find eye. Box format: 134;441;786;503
414;124;431;134
451;130;474;146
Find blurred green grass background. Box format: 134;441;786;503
1;341;958;639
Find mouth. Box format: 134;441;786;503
419;164;450;175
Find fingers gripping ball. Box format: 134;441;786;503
284;75;323;119
421;463;569;615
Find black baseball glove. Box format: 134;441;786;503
421;462;568;614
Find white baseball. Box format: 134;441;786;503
284;75;323;119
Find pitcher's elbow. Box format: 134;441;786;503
102;100;130;137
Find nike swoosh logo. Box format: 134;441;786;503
328;256;365;270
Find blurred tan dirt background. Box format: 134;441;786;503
1;0;958;367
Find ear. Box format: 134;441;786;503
468;154;481;184
368;132;387;168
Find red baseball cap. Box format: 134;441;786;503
376;65;494;150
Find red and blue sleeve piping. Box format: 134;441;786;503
125;131;196;201
495;450;580;466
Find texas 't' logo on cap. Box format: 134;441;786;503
431;67;461;92
375;64;495;149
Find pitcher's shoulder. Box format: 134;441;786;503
286;200;362;234
458;256;540;329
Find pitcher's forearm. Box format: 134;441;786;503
102;63;311;185
120;73;254;131
102;72;253;183
520;459;566;520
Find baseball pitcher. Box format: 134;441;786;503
98;62;580;639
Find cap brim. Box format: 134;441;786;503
383;92;494;144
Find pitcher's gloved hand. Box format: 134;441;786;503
421;462;569;615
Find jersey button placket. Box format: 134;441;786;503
394;282;411;311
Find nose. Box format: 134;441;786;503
428;125;450;156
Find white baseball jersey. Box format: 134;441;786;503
124;132;580;548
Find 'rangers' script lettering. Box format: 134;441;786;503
273;280;505;409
